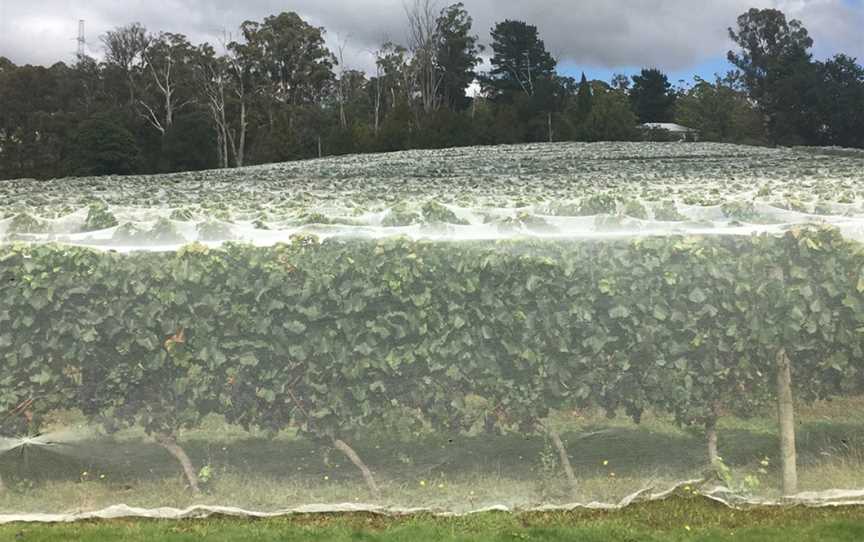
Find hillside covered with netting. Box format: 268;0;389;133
2;142;864;520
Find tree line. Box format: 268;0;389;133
0;5;862;180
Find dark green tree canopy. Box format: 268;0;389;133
0;57;16;74
581;87;639;142
728;8;813;103
675;76;765;144
483;19;557;100
101;23;150;105
727;8;819;144
161;111;218;172
240;12;335;107
816;54;864;148
630;68;676;123
69;114;141;176
574;72;594;125
435;3;483;111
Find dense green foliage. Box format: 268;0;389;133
2;6;862;180
674;77;765;144
68;115;141;176
2;226;863;493
630;69;677;123
434;3;484;112
482;20;557;100
726;8;864;148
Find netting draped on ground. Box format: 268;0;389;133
2;142;864;518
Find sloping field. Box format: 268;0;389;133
3;142;864;249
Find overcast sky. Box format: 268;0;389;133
1;0;862;83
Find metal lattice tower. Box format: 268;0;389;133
77;20;86;58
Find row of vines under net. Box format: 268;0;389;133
1;226;864;514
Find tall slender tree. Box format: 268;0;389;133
193;43;232;168
574;72;593;125
406;0;443;114
435;3;483;111
223;35;255;167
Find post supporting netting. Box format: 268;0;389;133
706;418;719;465
333;438;380;496
155;433;200;493
776;349;798;495
548;429;577;491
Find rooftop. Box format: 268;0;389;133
641;123;698;132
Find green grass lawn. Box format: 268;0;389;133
3;497;864;541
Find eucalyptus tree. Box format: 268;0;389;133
728;8;819;144
236;12;335;162
101;23;150;105
137;32;199;137
435;3;483;112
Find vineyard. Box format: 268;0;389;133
2;142;864;518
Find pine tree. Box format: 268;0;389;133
482;20;556;101
630;68;676;123
575;73;593;125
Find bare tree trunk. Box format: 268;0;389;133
776;349;797;496
226;51;247;168
155;433;200;493
215;133;223;169
706;418;719;465
333;438;379;495
317;137;323;159
337;43;348;130
548;429;577;491
374;78;382;135
220;104;229;169
372;50;384;136
406;0;443;114
339;103;347;130
164;89;174;131
0;472;6;493
127;73;137;106
198;62;228;169
227;102;247;168
214;120;227;169
705;400;721;465
237;100;246;167
548;112;553;143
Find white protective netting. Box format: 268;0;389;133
2;142;864;520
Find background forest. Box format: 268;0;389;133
0;3;862;180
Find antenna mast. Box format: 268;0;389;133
77;19;86;58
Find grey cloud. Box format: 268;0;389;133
0;0;861;74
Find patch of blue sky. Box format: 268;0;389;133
558;57;734;88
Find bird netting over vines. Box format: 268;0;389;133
2;142;864;520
